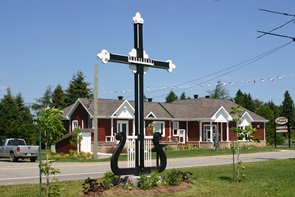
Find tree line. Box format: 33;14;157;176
0;72;293;146
0;70;91;144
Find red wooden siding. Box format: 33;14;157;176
187;121;199;141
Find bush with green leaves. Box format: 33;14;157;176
164;168;182;186
138;170;161;190
102;171;118;189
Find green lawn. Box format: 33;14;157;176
1;158;295;197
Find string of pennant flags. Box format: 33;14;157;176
100;74;293;95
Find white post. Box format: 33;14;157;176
199;121;202;142
226;122;229;142
210;121;213;142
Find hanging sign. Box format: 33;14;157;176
276;126;288;133
275;116;288;125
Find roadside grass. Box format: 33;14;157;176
1;158;294;196
1;145;292;163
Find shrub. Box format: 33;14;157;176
164;168;181;186
138;173;151;190
54;154;61;160
63;154;69;159
102;171;117;189
138;170;161;190
72;153;78;159
81;153;88;160
69;149;75;156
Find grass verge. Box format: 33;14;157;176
1;158;294;196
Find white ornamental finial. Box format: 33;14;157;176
133;12;144;24
97;49;110;64
166;60;176;72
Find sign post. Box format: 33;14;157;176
275;116;288;148
97;12;175;176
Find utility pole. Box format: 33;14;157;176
93;64;98;159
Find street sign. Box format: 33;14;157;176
275;116;288;125
276;126;288;133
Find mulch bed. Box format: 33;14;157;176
83;182;192;196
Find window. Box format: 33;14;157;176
238;126;248;141
154;121;165;137
173;122;179;136
72;120;78;132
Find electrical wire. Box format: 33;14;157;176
122;41;292;100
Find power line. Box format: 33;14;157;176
257;8;295;39
129;41;292;99
257;31;295;41
257;19;294;39
259;9;295;17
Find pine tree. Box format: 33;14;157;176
180;92;186;100
64;70;91;106
52;84;65;109
31;86;53;114
165;90;178;103
0;89;36;143
281;90;294;120
233;89;244;105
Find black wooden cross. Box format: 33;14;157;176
97;12;175;176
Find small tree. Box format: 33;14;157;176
165;90;178;103
36;107;65;197
70;126;83;154
230;106;259;182
207;80;230;99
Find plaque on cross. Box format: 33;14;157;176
97;12;176;176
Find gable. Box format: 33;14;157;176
146;112;156;118
211;106;233;122
239;111;254;126
112;100;135;119
65;98;92;119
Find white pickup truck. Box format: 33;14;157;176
0;138;39;162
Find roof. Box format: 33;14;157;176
62;98;267;122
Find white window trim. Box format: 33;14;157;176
203;124;217;142
72;120;78;132
173;122;179;136
154;121;165;137
238;126;248;141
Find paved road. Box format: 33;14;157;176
0;150;294;185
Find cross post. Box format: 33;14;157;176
97;12;175;176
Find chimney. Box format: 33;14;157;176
193;94;199;99
147;98;153;102
118;96;123;100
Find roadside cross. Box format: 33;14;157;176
97;12;175;176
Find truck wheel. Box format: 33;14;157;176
30;157;37;162
10;152;18;162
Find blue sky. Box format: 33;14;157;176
1;0;294;106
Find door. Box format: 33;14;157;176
117;121;129;136
204;125;217;142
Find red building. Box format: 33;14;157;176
55;97;268;153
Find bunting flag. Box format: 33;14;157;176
99;74;293;95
